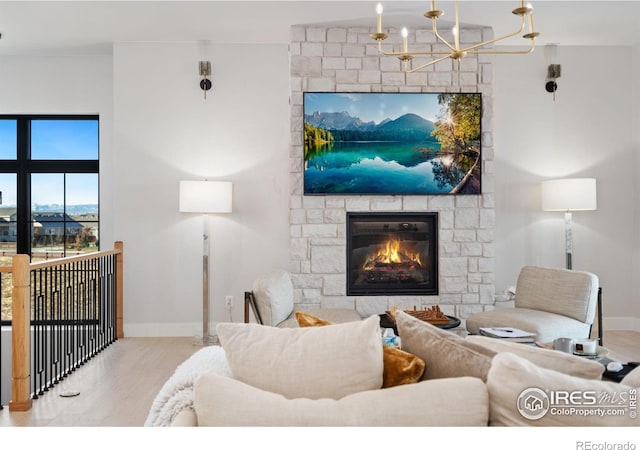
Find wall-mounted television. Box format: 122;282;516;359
303;92;482;195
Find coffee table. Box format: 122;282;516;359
378;313;462;335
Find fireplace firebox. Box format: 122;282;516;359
347;212;438;296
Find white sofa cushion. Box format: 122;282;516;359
467;335;604;380
252;269;294;326
621;366;640;387
194;372;489;426
465;307;591;343
395;311;496;381
487;353;638;426
216;315;383;400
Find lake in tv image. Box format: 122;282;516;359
303;92;482;195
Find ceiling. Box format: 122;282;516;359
0;0;639;56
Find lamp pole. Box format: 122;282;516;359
564;211;572;270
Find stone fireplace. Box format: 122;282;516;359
347;212;438;296
288;22;495;321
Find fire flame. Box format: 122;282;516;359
363;239;422;269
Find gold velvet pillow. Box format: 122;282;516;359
294;311;425;389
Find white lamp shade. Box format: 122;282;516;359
541;178;597;212
179;180;233;213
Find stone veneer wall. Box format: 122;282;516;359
289;23;496;322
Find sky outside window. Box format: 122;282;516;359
31;119;98;160
0;120;17;159
0;174;16;207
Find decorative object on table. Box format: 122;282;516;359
602;362;639;383
387;305;450;325
573;337;599;356
479;327;536;343
541;177;597;270
179;180;233;346
370;1;539;72
552;337;574;353
303;92;481;195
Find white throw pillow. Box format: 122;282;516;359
487;352;638;426
467;335;604;380
216;314;384;400
194;372;489;426
252;269;294;326
621;366;640;387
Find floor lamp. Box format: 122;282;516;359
541;178;597;270
541;177;602;343
179;180;233;345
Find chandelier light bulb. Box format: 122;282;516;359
401;27;409;53
376;3;383;15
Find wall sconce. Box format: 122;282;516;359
544;44;561;100
199;61;212;100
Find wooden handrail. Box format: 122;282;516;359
6;241;124;411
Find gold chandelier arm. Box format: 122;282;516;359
404;54;455;73
377;38;451;57
458;15;526;54
380;49;453;57
473;38;536;55
431;20;456;52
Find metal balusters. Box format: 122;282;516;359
26;255;118;400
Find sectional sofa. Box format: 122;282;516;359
145;311;639;427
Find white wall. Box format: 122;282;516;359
0;44;637;340
494;46;638;330
0;54;113;404
112;42;291;336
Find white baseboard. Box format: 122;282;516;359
603;316;640;332
123;318;640;336
123;322;229;337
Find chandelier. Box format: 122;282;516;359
371;1;540;72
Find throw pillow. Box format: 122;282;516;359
194;372;489;426
216;314;383;400
621;366;640;388
466;335;604;380
395;310;496;381
487;352;638;426
295;311;426;389
251;269;294;326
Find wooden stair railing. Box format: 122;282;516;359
6;241;124;411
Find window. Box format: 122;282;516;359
0;115;99;321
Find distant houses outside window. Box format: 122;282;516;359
0;115;99;322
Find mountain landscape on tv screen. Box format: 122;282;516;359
304;111;436;142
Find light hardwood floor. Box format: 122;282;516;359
0;331;638;427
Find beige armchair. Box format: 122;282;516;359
466;266;600;343
244;269;362;327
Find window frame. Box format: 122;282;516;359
0;114;99;256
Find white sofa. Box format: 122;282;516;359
146;311;640;427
